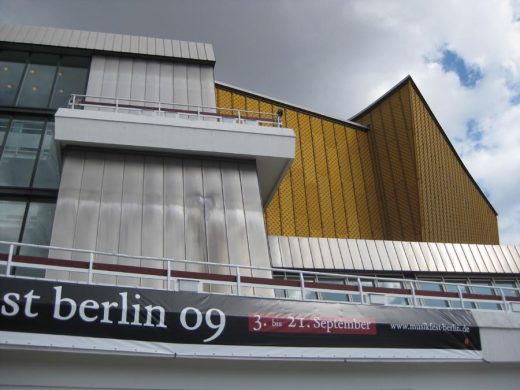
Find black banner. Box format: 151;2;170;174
0;277;480;351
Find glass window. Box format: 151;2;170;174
416;279;449;308
318;278;348;302
0;51;28;106
50;56;89;109
17;54;58;108
494;280;519;297
444;279;474;309
0;200;26;253
33;122;60;188
20;202;55;257
0;119;45;187
469;280;501;310
377;279;409;306
0;117;9;145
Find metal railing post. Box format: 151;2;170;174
158;101;161;114
236;266;241;296
71;94;76;109
410;281;418;307
197;106;200;120
457;285;465;308
299;272;306;301
500;287;509;312
358;277;364;304
6;244;14;276
88;252;94;284
237;110;241;124
115;98;119;113
167;261;171;291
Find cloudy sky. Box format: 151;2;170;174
1;0;519;244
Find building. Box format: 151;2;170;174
1;24;520;389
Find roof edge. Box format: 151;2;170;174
350;75;497;216
215;81;369;131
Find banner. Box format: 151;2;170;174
0;277;481;357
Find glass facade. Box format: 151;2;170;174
0;49;89;259
0;50;89;109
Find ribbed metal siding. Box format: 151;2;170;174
86;56;215;108
267;235;520;274
0;23;215;62
48;152;271;288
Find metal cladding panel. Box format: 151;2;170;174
268;235;282;268
392;241;411;271
196;42;206;60
141;156;164;288
220;161;252;294
452;244;472;273
507;246;520;273
49;150;84;264
346;239;364;270
201;65;216;108
202;160;230;278
503;246;520;273
375;240;393;271
173;63;188;105
95;153;124;284
116;58;132;104
145;61;160;105
85;56;105;102
401;241;419;271
357;240;373;271
483;245;509;274
464;244;486;273
308;237;324;269
240;162;272;285
278;235;292;268
443;243;464;273
419;242;438;272
130;59;146;101
187;65;202;108
491;246;514;273
101;57;119;101
163;158;186;270
365;240;382;270
72;153;104;267
288;236;303;268
410;241;430;271
188;42;199;60
337;239;354;270
183;159;207;270
318;238;334;269
299;237;314;268
160;63;174;105
328;238;344;269
117;155;144;286
1;24;215;62
383;241;402;271
475;244;497;273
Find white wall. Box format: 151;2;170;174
1;349;519;390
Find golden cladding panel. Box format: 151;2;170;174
408;83;498;244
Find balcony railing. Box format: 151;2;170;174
2;240;520;312
68;94;283;128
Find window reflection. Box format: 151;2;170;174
0;51;28;106
33;122;59;188
20;202;56;258
0;200;26;253
0;119;45;187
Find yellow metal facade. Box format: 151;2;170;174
216;79;499;245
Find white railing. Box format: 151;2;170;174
68;94;283;128
2;240;520;312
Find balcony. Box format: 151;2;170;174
54;94;296;207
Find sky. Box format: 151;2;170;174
0;0;519;244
